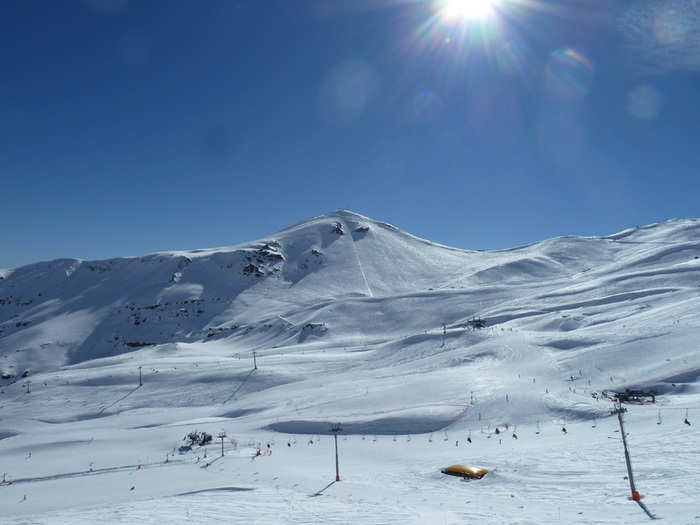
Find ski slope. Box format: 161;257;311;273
0;210;699;523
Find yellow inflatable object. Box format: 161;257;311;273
441;464;488;479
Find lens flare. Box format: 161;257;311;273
320;59;379;124
440;0;497;21
627;84;663;120
544;48;595;101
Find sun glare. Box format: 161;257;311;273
440;0;496;20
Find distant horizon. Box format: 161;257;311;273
3;209;697;270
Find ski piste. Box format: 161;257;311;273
1;211;699;523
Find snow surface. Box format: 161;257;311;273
1;210;699;523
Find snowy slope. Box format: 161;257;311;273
0;211;699;523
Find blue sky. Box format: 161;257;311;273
2;0;699;268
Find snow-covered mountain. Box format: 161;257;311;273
3;210;698;373
1;211;699;523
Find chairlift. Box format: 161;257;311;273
603;388;657;404
467;317;486;329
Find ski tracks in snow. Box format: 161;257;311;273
344;220;373;298
27;486;415;525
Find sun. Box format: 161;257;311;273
439;0;497;20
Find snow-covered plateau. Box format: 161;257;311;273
1;210;698;524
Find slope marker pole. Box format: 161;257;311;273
218;432;227;457
330;424;342;482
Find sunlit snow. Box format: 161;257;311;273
1;210;698;523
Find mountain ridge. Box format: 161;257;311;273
1;211;699;382
4;211;700;271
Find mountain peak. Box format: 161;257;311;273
273;209;380;237
328;209;366;219
298;209;373;225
